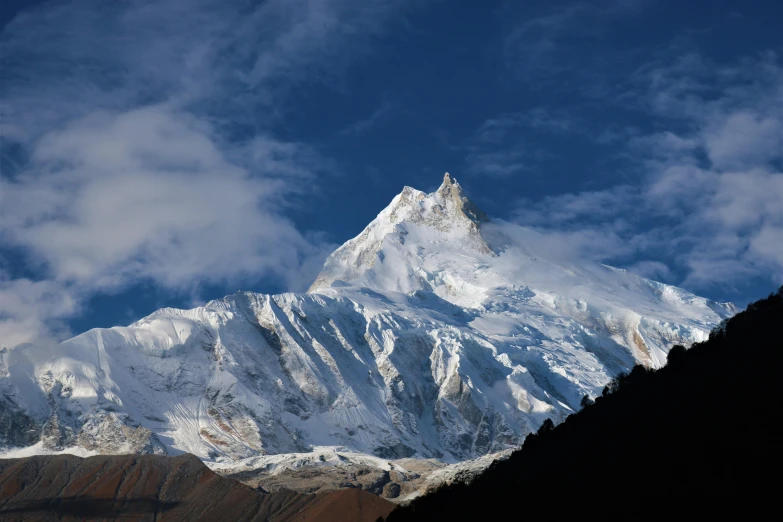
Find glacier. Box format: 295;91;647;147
0;173;735;466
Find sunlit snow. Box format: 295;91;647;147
0;174;735;467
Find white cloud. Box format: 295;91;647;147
463;110;578;178
646;164;715;212
627;261;672;281
481;220;635;275
508;51;783;294
0;277;77;349
465;148;531;178
704;111;782;170
706;170;783;230
749;225;783;280
514;186;637;227
338;100;399;136
0;105;335;347
0;0;420;347
2;105;328;291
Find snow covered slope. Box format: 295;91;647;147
0;174;735;464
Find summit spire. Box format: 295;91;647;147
437;172;462;199
307;173;493;292
436;172;487;225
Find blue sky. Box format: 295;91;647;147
1;0;782;347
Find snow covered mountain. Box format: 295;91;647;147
0;174;735;465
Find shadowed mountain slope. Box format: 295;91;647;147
388;287;783;521
289;488;396;522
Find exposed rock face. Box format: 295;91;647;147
77;413;166;455
40;413;76;452
434;173;489;230
0;453;396;522
0;394;39;448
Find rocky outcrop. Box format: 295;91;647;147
0;394;39;448
40;412;76;451
77;413;166;455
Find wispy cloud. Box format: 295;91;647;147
503;0;649;83
510;50;783;294
1;0;420;137
464;147;531;178
338;100;399;136
0;0;421;346
462;108;585;178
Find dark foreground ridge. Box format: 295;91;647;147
0;453;395;521
389;288;783;521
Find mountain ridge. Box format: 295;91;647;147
308;173;491;293
388;287;783;521
1;174;735;471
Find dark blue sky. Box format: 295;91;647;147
1;0;782;345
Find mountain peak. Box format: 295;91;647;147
308;174;492;292
439;171;457;192
0;170;736;467
436;172;488;226
436;172;462;209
